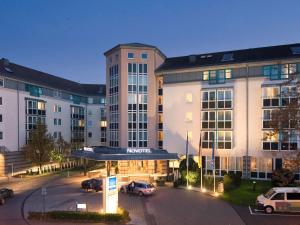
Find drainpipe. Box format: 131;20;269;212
246;65;249;178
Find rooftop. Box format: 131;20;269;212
156;43;300;73
104;42;166;59
0;58;105;96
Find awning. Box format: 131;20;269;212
71;146;179;161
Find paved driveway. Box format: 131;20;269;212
24;182;245;225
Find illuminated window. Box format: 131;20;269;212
38;102;45;110
100;121;107;127
158;131;164;141
262;87;279;107
225;69;231;79
185;93;193;103
185;112;193;122
187;131;192;140
203;71;209;81
263;131;279;150
158;114;163;123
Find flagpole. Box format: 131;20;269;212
186;131;189;188
212;135;216;193
199;134;202;190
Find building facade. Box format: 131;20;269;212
0;58;106;175
104;43;168;178
156;43;300;179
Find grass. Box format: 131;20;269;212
220;180;272;206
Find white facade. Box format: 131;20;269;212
0;77;106;152
161;59;300;179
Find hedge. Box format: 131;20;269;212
28;208;130;223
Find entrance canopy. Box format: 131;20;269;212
71;146;179;161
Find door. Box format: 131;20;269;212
271;192;287;211
286;193;300;212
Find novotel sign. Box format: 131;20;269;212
126;148;151;154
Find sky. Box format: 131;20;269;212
0;0;300;84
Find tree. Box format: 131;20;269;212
50;136;71;171
23;123;55;173
267;72;300;172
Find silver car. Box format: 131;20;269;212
120;181;156;196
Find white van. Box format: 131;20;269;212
256;187;300;214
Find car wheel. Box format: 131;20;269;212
138;191;144;197
264;206;274;214
0;198;5;205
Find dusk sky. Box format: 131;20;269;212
1;0;300;84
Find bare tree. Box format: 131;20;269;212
267;73;300;172
50;136;71;171
23;123;55;173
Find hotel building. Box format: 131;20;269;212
0;58;106;176
156;43;300;180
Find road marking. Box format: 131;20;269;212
248;206;300;217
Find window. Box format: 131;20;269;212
202;90;216;109
263;131;279;150
88;121;92;127
217;111;232;128
203;69;231;84
217;131;232;149
0;132;2;140
203;71;209;81
287;193;300;200
187;131;192;140
54;118;62;126
262;87;279;107
290;46;300;55
264;64;297;80
202;131;215;148
88;132;92;138
53;90;62;98
217;90;232;108
53;105;61;113
100;121;107;127
53;132;61;139
141;53;148;59
202;111;215;129
0;114;2;122
0;78;3;87
128;52;134;59
263;109;276;128
186;93;193;103
185;112;193;122
221;53;234;62
0;97;2;105
88;97;93;104
271;193;285;200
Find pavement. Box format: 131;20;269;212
2;174;300;225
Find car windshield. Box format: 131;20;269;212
264;189;276;199
146;184;154;188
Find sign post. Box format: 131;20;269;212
41;187;47;215
102;176;118;214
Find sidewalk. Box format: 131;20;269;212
177;185;221;197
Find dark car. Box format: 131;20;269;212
0;188;14;205
120;181;156;196
81;179;102;192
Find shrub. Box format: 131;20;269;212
271;168;295;187
179;158;199;173
223;173;242;192
28;208;130;223
181;170;199;185
173;180;180;188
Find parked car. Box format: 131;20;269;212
0;188;14;205
120;181;156;196
81;179;102;192
256;187;300;214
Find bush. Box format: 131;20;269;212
28;208;130;223
223;173;242;192
156;177;166;186
271;168;295;187
173;180;180;188
179;158;199;173
181;170;199;185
